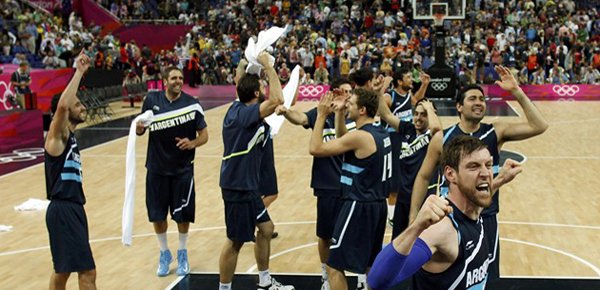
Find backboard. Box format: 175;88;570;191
413;0;466;20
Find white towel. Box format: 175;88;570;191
122;110;154;246
265;65;301;135
14;198;50;211
244;25;287;75
0;225;13;232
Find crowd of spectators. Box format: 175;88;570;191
1;0;600;86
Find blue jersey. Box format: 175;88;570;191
304;108;356;195
44;132;86;204
397;122;432;204
220;101;269;193
413;201;490;290
142;91;207;176
340;124;391;201
432;123;500;216
383;89;413;132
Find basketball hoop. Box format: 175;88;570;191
433;13;445;27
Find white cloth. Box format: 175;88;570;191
244;25;287;75
264;65;301;135
14;198;50;211
122;110;154;246
0;225;12;232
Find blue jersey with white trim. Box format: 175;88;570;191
431;123;500;216
44;132;86;204
413;201;490;290
304;108;356;193
220;101;269;191
382;90;413;132
397;121;431;204
142;91;207;176
340;123;391;201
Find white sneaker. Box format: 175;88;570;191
321;279;330;290
257;277;295;290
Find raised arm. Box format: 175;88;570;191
309;92;360;157
378;87;400;132
411;71;430;105
368;195;454;290
276;105;309;126
409;131;442;224
259;51;284;119
45;51;90;156
420;99;442;136
493;65;548;145
333;88;350;138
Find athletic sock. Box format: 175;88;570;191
321;263;328;281
156;233;168;252
219;282;232;290
388;205;395;220
179;233;188;250
358;273;367;284
259;269;271;285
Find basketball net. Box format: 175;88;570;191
433;13;445;27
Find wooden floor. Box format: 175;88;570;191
1;100;599;289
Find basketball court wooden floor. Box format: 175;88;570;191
1;100;599;289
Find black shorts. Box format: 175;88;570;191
316;193;343;240
389;132;401;194
222;189;271;243
146;170;195;223
327;200;387;274
392;201;410;239
46;200;95;273
259;159;278;196
484;214;500;282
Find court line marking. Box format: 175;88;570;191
242;237;600;278
166;272;600;289
2;220;600;257
0;102;232;179
501;238;600;277
164;276;184;290
505;101;522;118
549;117;600;125
500;149;528;164
77;154;600;161
498;221;600;230
246;242;318;273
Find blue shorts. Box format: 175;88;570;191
222;189;271;243
46;200;95;273
316;192;343;240
389;132;402;194
146;170;195;223
327;200;387;274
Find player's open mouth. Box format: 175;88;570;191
476;183;489;193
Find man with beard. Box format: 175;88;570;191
219;52;294;290
377;94;441;239
275;78;355;290
45;51;97;289
136;66;209;277
368;136;520;290
308;88;391;290
380;69;430;227
409;65;549;283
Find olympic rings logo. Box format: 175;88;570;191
0;148;45;164
431;82;448;92
299;85;325;97
552;85;580;97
